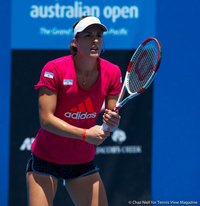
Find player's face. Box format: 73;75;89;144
75;25;103;58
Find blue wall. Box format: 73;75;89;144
0;0;11;206
1;0;200;205
152;0;200;203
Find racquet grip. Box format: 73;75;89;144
101;123;108;131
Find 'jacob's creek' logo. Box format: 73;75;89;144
64;98;97;120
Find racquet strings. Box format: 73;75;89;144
127;40;159;93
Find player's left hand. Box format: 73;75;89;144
102;109;121;131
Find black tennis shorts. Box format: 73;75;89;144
26;154;99;181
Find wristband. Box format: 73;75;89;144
83;129;87;141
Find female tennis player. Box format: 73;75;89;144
26;16;122;206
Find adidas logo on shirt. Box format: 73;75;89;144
64;98;97;120
64;111;96;120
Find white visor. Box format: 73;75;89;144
73;16;107;37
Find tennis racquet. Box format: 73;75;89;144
101;37;162;131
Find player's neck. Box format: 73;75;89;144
74;54;98;75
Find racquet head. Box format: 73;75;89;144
113;37;162;112
127;37;162;95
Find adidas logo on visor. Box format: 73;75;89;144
89;18;96;23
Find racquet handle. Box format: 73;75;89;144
100;123;109;131
100;106;121;131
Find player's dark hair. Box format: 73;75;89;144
69;16;90;53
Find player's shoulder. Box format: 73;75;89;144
43;55;73;74
47;55;73;66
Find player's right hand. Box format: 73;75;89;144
85;125;110;145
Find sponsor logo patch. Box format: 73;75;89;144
63;79;73;85
44;71;54;79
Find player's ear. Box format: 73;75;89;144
71;38;77;47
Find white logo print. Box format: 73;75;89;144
64;111;96;120
111;128;127;144
64;98;97;120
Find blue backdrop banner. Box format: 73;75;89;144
11;0;156;49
